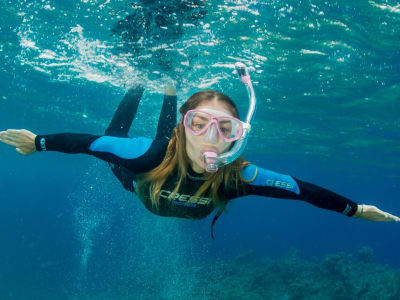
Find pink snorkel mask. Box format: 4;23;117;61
184;62;257;172
184;108;246;143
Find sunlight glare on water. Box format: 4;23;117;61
1;1;400;299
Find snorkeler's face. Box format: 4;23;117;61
184;100;234;173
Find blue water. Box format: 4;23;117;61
1;0;399;299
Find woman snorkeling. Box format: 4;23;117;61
1;63;399;238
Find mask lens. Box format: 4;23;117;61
190;111;211;133
218;117;240;139
185;110;243;141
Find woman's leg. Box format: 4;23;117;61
155;86;177;140
106;85;177;193
106;86;144;192
105;86;144;137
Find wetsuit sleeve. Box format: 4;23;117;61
34;133;168;174
234;164;358;217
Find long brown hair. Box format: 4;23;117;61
137;90;250;208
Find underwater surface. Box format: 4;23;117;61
0;0;399;299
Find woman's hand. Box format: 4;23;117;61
0;129;37;155
354;204;400;222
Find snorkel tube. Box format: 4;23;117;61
202;62;257;172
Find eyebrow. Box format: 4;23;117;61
193;115;210;121
194;115;232;124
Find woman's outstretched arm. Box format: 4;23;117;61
234;164;400;223
0;129;168;174
155;86;177;140
0;85;176;173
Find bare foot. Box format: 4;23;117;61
165;85;176;96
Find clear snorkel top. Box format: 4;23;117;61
202;62;257;172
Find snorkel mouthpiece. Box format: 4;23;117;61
202;62;257;172
202;151;218;172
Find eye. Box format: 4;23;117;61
219;122;232;136
220;128;232;137
192;122;205;131
220;127;229;133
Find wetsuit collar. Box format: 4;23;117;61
187;165;205;181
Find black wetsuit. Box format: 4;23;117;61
112;0;207;72
34;87;359;237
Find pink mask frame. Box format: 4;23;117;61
183;109;244;143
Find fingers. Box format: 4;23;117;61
1;129;21;136
15;147;31;155
385;213;400;222
16;148;25;155
0;130;20;147
377;210;400;222
2;129;27;139
362;205;400;222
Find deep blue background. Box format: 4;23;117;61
0;0;399;299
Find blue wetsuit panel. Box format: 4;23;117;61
241;164;300;195
89;136;153;159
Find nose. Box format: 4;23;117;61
204;123;219;143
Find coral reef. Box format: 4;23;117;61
186;247;400;300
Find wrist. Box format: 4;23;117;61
354;204;364;218
34;135;46;151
